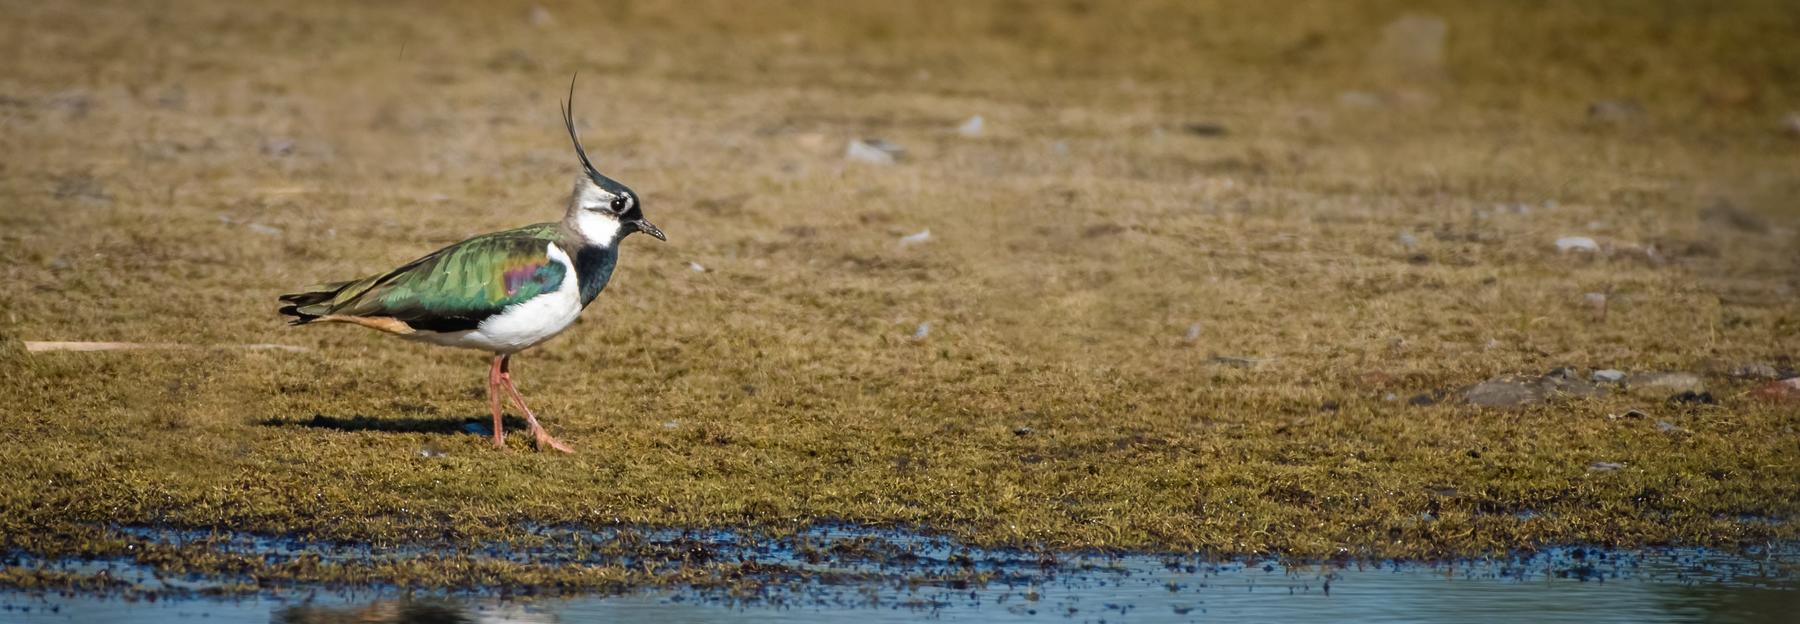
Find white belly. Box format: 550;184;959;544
404;242;584;354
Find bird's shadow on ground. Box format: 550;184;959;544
260;414;527;436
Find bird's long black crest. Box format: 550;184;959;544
561;74;602;181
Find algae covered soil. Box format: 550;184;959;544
2;0;1799;590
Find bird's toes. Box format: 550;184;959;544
535;435;575;454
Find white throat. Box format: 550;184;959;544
570;177;624;247
571;209;622;248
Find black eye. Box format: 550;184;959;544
609;197;626;212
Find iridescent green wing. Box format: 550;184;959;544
307;223;567;331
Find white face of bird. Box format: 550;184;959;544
568;175;664;247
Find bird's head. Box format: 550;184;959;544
561;80;665;248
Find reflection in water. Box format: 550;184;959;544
6;546;1794;623
274;600;493;624
1654;583;1800;624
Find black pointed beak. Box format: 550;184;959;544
634;219;666;242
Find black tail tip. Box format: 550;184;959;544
278;305;318;325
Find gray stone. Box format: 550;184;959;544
1553;377;1607;399
1542;368;1604;396
1730;363;1780;380
957;115;984;137
1462;371;1606;408
1591;369;1626;383
1588;461;1624;473
846;139;903;164
1555;236;1599;253
1625;372;1705;398
1462;375;1551;408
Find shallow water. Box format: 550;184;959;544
3;526;1795;623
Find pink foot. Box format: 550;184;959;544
533;429;575;454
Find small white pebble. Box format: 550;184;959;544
957;115;984;137
1184;323;1202;341
899;229;932;246
1555;236;1599;253
846;139;902;165
912;322;931;340
688;262;707;273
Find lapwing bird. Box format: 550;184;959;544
277;84;664;453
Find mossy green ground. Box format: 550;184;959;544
2;0;1798;589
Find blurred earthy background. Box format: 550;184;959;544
1;0;1797;574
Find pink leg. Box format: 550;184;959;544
497;355;574;453
487;355;506;449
